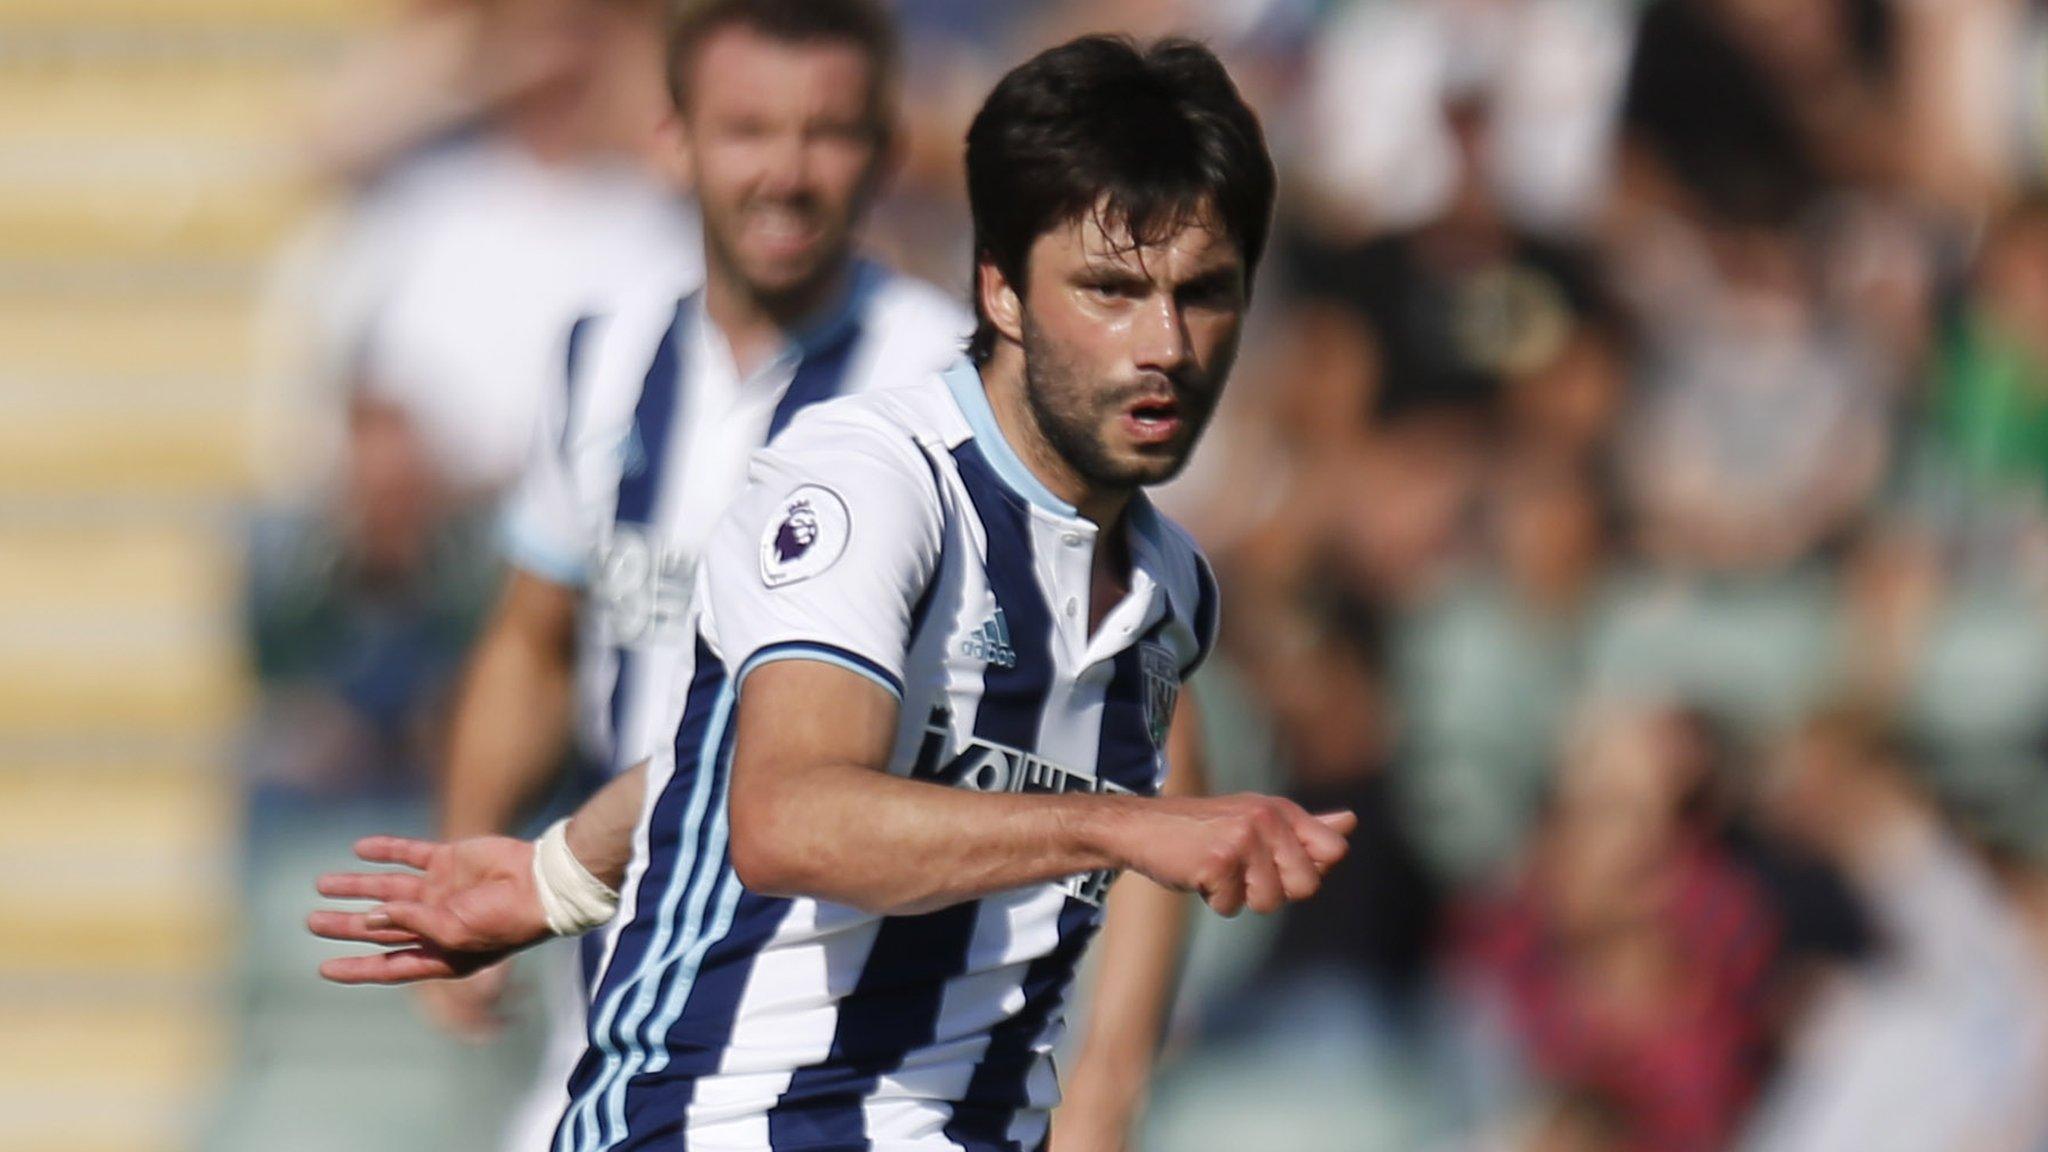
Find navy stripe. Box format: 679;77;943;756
578;931;605;994
942;900;1099;1150
609;684;750;1150
950;442;1056;748
768;323;864;442
1094;616;1174;796
762;440;1060;1146
558;637;725;1152
610;888;793;1150
605;300;691;766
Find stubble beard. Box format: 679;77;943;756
1019;316;1207;494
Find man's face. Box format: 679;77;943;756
1009;201;1249;491
679;25;888;307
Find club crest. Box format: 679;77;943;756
1140;643;1180;748
759;484;850;587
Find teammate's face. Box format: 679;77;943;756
1006;201;1248;492
679;25;889;309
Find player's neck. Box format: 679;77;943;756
979;351;1133;531
704;259;854;379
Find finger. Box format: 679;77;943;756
376;900;474;949
316;871;423;903
1267;815;1324;902
1242;817;1286;915
320;948;459;985
1314;810;1359;836
1200;860;1246;919
306;909;423;947
354;835;438;870
1294;810;1357;868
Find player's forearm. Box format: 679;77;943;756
1059;873;1187;1125
730;762;1140;915
439;583;577;839
564;760;647;890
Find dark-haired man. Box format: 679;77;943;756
316;35;1353;1152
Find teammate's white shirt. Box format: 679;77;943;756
558;362;1219;1152
494;261;971;1152
504;259;974;775
322;136;704;491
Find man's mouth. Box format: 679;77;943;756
1120;395;1183;446
745;205;822;258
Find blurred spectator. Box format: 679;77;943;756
1447;703;1779;1152
294;0;701;496
1739;705;2048;1152
1299;0;1635;238
1396;454;1615;880
1620;0;1899;229
1292;97;1614;422
242;395;497;800
1620;221;1890;574
1903;195;2048;574
1215;597;1440;1044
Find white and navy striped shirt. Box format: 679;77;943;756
557;361;1219;1152
503;260;973;779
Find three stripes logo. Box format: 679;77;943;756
960;608;1017;669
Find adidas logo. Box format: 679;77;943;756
960;608;1017;669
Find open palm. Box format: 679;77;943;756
308;834;552;984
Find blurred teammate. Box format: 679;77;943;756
432;1;964;1146
315;35;1353;1152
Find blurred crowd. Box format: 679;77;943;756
244;1;2048;1149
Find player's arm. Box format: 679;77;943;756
439;570;580;839
1050;694;1206;1152
728;664;1347;918
310;759;648;985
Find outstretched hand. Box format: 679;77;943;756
308;834;552;984
1120;793;1355;917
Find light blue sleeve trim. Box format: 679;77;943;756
501;507;591;587
735;641;905;701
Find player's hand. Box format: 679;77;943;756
1118;794;1354;917
414;959;516;1041
308;834;551;984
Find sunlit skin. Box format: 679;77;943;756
977;199;1249;529
675;24;893;366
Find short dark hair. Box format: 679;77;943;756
964;36;1277;365
665;0;899;131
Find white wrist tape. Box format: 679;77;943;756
532;818;620;937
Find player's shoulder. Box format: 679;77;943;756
851;263;973;371
760;374;959;498
862;265;973;331
578;263;703;342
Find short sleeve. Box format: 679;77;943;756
501;315;600;586
702;417;943;701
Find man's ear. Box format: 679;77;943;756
654;111;693;193
977;258;1024;349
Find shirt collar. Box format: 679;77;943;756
942;359;1180;591
942;359;1079;518
694;258;883;386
